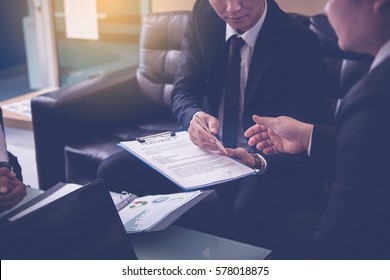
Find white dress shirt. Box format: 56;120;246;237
370;39;390;71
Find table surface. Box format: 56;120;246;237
130;225;272;260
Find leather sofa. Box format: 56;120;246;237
31;11;372;190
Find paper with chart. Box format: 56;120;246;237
118;131;256;190
118;191;201;232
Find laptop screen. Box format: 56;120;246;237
0;179;137;260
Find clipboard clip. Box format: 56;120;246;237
136;131;176;143
116;191;138;211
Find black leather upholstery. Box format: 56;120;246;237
137;12;190;106
31;12;372;190
32;12;189;190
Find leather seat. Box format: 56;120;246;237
31;12;372;190
32;12;189;189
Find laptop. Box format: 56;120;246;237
0;179;137;260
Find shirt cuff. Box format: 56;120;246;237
253;153;267;175
307;127;314;157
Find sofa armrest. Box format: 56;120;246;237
31;66;160;189
33;66;159;124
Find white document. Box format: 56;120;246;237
64;0;99;40
119;131;256;190
117;191;201;233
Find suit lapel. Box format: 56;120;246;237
335;57;390;121
205;8;229;115
244;0;277;105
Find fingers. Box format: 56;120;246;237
0;167;16;177
247;130;270;147
189;112;221;150
252;115;278;129
0;180;27;211
226;148;254;168
255;137;271;150
206;115;219;135
0;168;16;194
262;146;278;155
0;168;17;194
0;175;10;194
193;112;220;134
226;147;240;158
244;123;267;138
246;115;277;148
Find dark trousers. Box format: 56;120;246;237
97;150;326;253
97;150;180;195
275;211;322;259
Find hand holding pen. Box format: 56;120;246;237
189;112;228;155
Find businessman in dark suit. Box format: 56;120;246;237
171;0;332;246
172;0;330;137
237;0;390;259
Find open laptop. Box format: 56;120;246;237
0;179;137;260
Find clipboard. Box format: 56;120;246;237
115;189;215;233
135;131;176;143
0;179;137;260
0;182;84;222
119;131;257;191
0;187;44;219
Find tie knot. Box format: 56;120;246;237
229;36;245;52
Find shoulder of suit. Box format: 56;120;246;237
268;2;318;44
191;0;225;37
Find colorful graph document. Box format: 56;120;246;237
119;131;257;190
117;191;202;233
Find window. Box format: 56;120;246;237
53;0;149;87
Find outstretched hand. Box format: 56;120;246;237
245;115;313;155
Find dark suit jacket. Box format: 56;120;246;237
171;0;331;133
308;57;390;259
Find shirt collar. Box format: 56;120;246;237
370;39;390;71
225;0;267;48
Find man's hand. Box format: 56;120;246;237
226;148;255;168
188;111;221;151
0;167;17;194
0;176;27;213
245;115;314;155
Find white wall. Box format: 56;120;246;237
277;0;327;15
151;0;194;12
151;0;327;15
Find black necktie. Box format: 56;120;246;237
222;36;245;148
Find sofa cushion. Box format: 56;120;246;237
64;117;180;184
137;11;190;107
